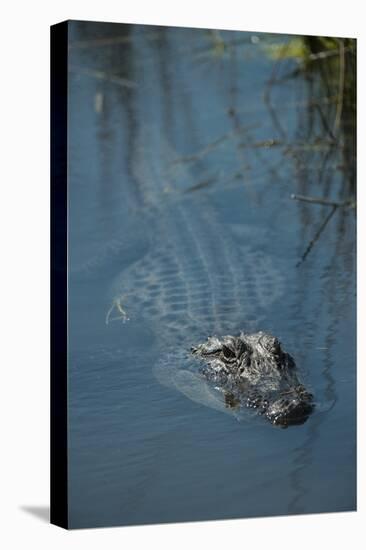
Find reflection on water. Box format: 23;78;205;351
67;21;356;528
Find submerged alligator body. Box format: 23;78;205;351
105;128;313;428
192;331;314;427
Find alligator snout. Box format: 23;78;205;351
265;387;315;427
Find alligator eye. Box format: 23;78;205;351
272;337;280;349
222;345;236;359
236;340;248;357
265;336;281;354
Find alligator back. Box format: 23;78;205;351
107;194;286;346
104;127;289;416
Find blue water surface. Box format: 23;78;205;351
67;22;356;528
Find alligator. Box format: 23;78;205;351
107;202;315;428
104;127;313;427
191;331;314;427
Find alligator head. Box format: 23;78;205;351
191;331;314;428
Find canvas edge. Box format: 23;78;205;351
50;20;69;530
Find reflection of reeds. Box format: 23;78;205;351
262;35;356;263
69;64;137;89
69;35;133;49
298;37;356;262
171;124;259;166
332;38;345;135
291;194;355;208
303;37;356;190
69;31;160;50
291;193;355;266
296;206;337;266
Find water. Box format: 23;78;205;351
67;22;356;528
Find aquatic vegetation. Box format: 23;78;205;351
263;36;308;61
